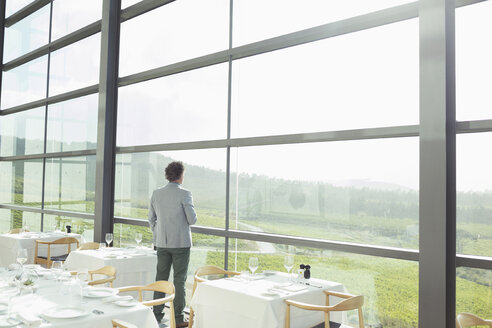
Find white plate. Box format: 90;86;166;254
24;264;40;269
44;307;89;319
114;300;138;307
0;316;20;327
0;304;7;314
262;289;280;297
82;287;118;298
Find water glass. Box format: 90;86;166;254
135;232;142;247
105;233;113;247
248;257;259;276
16;249;28;267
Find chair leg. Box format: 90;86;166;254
358;307;364;328
188;307;194;328
324;313;329;328
285;304;290;328
169;301;176;328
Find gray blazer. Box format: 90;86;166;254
148;182;198;248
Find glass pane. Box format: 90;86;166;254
230;138;419;249
43;214;94;241
44;156;96;214
0;209;41;233
119;0;229;76
117;64;228;147
46;94;98;153
228;240;418;327
456;1;492;121
5;0;35;17
114;223;153;248
457;133;492;257
49;33;101;96
115;149;226;228
457;267;492;320
0;160;43;207
121;0;140;9
0;107;45;156
1;55;48;109
232;19;418;138
51;0;102;41
233;0;413;46
3;4;50;62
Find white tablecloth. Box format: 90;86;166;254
190;272;345;328
0;268;159;328
64;248;157;288
0;232;82;267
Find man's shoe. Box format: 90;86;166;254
176;321;189;328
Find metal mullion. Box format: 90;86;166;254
456;119;492;134
419;0;456;326
223;0;234;271
0;203;95;220
40;0;54;232
4;0;50;27
0;149;96;161
94;0;121;243
115;125;419;155
0;0;5;108
456;254;492;270
0;84;99;115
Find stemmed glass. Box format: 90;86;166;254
135;232;142;247
16;248;28;270
248;257;259;277
105;233;113;247
284;254;294;278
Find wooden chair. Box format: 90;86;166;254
8;228;29;234
285;291;364;328
78;242;100;250
88;265;117;287
189;265;240;327
118;281;176;328
112;319;138;328
457;313;492;327
34;237;79;268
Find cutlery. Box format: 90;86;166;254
92;309;104;315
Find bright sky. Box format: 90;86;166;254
1;0;492;192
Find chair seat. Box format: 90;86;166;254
312;321;350;328
37;254;69;261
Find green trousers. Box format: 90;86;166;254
153;247;190;324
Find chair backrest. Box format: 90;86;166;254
79;242;100;250
112;319;138;328
457;313;492;327
88;265;117;287
34;237;80;268
285;291;365;328
8;228;29;234
118;281;175;328
193;265;240;293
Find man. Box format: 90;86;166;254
149;161;197;328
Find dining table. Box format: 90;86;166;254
190;271;346;328
63;247;157;289
0;232;82;267
0;265;159;328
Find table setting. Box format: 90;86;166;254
0;231;82;267
0;264;159;328
190;264;346;328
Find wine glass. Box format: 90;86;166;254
51;261;63;272
248;257;259;277
77;268;89;285
135;232;142;247
16;248;28;269
105;233;113;247
284;254;294;276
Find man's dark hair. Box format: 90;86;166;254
165;161;185;182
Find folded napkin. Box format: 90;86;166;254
17;310;42;327
104;295;133;303
273;283;308;292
